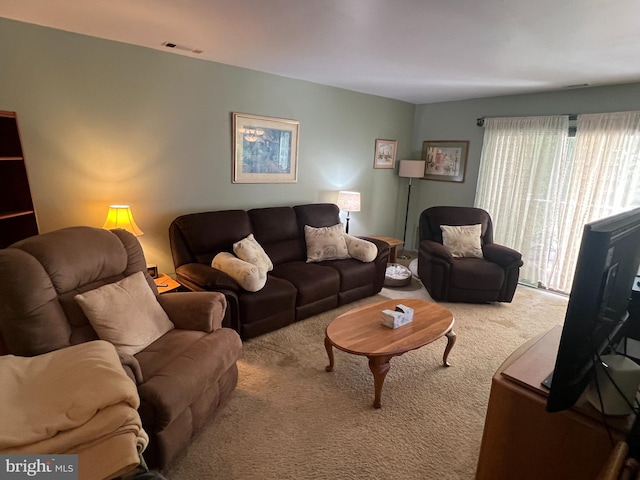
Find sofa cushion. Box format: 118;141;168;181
320;258;379;292
233;233;273;272
440;224;483;258
344;234;377;262
170;210;253;267
74;271;175;355
304;224;350;262
249;207;306;265
212;252;267;292
237;276;297;333
136;328;242;428
449;257;505;289
271;261;340;306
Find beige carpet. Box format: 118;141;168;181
162;279;568;480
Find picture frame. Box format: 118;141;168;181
373;139;397;169
232;112;299;183
421;140;469;183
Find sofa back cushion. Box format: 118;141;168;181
294;203;342;231
248;207;306;265
170;210;252;266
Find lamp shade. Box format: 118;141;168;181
398;160;426;178
102;205;144;236
337;191;361;212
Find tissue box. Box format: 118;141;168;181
381;304;414;329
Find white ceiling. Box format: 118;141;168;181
2;0;640;104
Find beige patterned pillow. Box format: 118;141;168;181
344;234;378;262
212;252;267;292
304;224;350;262
233;233;273;272
440;224;483;258
75;271;175;356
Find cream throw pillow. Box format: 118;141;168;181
440;224;484;258
75;271;175;356
233;233;273;272
212;252;267;292
344;234;378;262
304;224;350;262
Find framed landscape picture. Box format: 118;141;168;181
232;112;299;183
421;140;469;183
373;139;397;169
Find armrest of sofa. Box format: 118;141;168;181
483;243;523;268
158;291;227;333
420;240;454;262
175;263;241;293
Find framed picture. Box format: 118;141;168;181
421;140;469;183
373;139;397;169
232;112;299;183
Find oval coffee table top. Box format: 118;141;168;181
326;298;454;357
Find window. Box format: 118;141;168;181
476;111;640;293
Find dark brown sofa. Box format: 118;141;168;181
169;203;390;339
0;226;242;469
418;206;523;303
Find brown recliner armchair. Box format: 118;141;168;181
417;206;523;303
0;226;243;469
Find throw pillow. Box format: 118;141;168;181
440;224;483;258
344;234;378;262
212;252;267;292
75;271;175;356
233;233;273;272
304;224;350;262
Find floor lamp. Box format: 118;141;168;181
398;160;426;259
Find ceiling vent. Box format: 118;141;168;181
162;41;203;54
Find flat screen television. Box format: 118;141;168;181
545;207;640;413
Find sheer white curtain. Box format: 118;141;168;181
476;111;640;294
550;111;640;291
475;116;569;289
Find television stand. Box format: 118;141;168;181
476;326;635;480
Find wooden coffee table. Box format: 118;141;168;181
325;298;456;408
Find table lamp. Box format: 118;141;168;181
102;205;144;236
398;160;425;258
337;191;361;234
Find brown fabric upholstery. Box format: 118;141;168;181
417;206;523;303
169;203;390;339
0;226;242;469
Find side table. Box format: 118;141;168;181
369;235;403;263
154;273;181;294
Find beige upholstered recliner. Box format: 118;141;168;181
0;226;243;469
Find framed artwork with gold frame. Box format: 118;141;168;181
232;112;299;183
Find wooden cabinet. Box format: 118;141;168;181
0;111;38;248
476;326;633;480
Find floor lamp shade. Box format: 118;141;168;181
398;160;425;257
399;160;426;179
337;191;360;234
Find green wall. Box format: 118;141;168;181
4;16;639;268
0;18;415;273
408;83;640;247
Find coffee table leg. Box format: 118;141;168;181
443;329;457;367
325;336;334;372
368;355;392;409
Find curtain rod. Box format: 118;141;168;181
476;114;577;127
